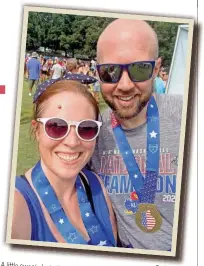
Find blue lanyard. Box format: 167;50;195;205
111;96;160;203
32;161;115;246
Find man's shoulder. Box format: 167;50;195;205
57;63;63;69
27;58;32;65
156;93;183;108
156;93;183;123
28;58;40;65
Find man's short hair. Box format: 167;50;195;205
162;67;169;74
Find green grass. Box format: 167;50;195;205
16;80;108;176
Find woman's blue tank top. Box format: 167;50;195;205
15;169;115;245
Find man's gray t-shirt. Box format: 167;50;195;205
90;94;183;251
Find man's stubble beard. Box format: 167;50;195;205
101;88;153;120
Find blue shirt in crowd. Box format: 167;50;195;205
27;58;41;80
154;77;166;94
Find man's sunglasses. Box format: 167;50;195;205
37;118;102;141
96;61;155;83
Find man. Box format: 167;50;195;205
91;58;96;71
66;58;78;74
92;71;100;103
154;67;166;94
50;58;63;79
90;19;183;251
26;52;41;96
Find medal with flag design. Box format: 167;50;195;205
111;96;162;233
135;204;162;233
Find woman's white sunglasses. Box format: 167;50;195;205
37;117;102;142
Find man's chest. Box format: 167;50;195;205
94;123;179;203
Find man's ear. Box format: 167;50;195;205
153;57;162;79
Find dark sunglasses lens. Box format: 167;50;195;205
129;62;154;81
45;118;68;139
98;65;121;83
78;120;99;140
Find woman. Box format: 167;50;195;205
77;62;86;75
12;77;117;247
47;58;53;78
86;70;95;96
41;58;49;82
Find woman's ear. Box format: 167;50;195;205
31;120;40;141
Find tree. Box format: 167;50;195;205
147;21;178;67
26;12;43;50
82;16;114;58
26;12;178;65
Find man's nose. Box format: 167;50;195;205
117;70;135;92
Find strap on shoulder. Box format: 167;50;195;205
81;169;116;246
78;172;95;214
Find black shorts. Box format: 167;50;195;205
41;70;48;75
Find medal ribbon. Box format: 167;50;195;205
32;161;115;246
111;96;160;203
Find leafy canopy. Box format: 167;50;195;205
27;12;178;66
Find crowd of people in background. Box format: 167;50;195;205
24;51;169;102
24;52;100;102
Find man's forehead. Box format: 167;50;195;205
98;39;154;63
97;19;158;62
100;28;151;45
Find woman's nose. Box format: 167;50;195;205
62;126;80;147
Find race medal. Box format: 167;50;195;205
135;204;162;233
111;96;162;233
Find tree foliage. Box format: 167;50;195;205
26;12;178;66
147;20;178;66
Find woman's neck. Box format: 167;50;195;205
40;160;77;203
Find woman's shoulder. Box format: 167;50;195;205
14;175;57;242
15;175;34;197
14;175;34;214
15;174;44;213
12;179;32;240
13;188;30;214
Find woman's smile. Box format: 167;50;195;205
55;152;82;163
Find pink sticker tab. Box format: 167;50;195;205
0;85;5;94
